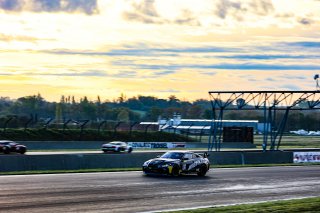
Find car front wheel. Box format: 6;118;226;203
171;165;180;177
3;146;10;154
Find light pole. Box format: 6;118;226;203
314;74;319;91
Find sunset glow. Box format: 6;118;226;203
0;0;319;101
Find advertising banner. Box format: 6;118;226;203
128;142;185;149
293;152;320;163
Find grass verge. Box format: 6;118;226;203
1;163;319;176
167;197;320;213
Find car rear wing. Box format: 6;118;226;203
203;152;209;158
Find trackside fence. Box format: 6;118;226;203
0;151;293;172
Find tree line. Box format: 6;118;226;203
0;94;319;131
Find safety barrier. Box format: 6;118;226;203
0;151;293;172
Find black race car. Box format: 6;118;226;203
0;140;27;154
142;151;210;177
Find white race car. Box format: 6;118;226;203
101;141;133;153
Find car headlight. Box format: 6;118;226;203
143;160;151;167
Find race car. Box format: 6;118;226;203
101;141;133;153
142;151;210;177
0;140;27;154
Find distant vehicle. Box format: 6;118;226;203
142;151;210;177
0;140;27;154
101;141;133;153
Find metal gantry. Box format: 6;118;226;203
208;91;320;151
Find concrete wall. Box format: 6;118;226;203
0;151;293;172
19;141;104;150
0;152;163;172
208;151;293;165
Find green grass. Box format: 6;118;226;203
254;135;320;148
168;197;320;213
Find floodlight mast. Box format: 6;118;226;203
315;74;320;91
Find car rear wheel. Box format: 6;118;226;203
197;165;208;177
19;148;26;154
128;147;132;153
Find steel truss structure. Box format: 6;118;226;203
208;91;320;151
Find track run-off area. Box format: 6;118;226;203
0;166;319;212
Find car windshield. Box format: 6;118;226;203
0;142;10;145
160;152;185;159
110;142;124;145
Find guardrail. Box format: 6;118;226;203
0;151;293;172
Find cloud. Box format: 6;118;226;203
132;0;158;17
286;41;320;48
252;41;320;53
249;0;274;16
0;33;39;42
122;12;163;24
28;68;174;79
0;0;23;11
122;0;164;24
214;0;274;20
23;70;107;77
297;17;314;25
265;77;275;81
173;9;200;26
43;48;178;57
219;54;320;60
123;0;200;26
155;89;180;93
279;75;307;80
43;45;240;57
247;78;258;82
115;62;320;71
200;71;217;76
275;13;317;26
201;63;320;70
215;0;242;19
279;84;302;90
33;0;61;12
153;70;175;76
0;0;98;15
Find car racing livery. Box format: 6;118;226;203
101;141;133;153
142;151;210;176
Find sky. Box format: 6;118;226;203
0;0;320;102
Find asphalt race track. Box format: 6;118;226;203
1;166;319;213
